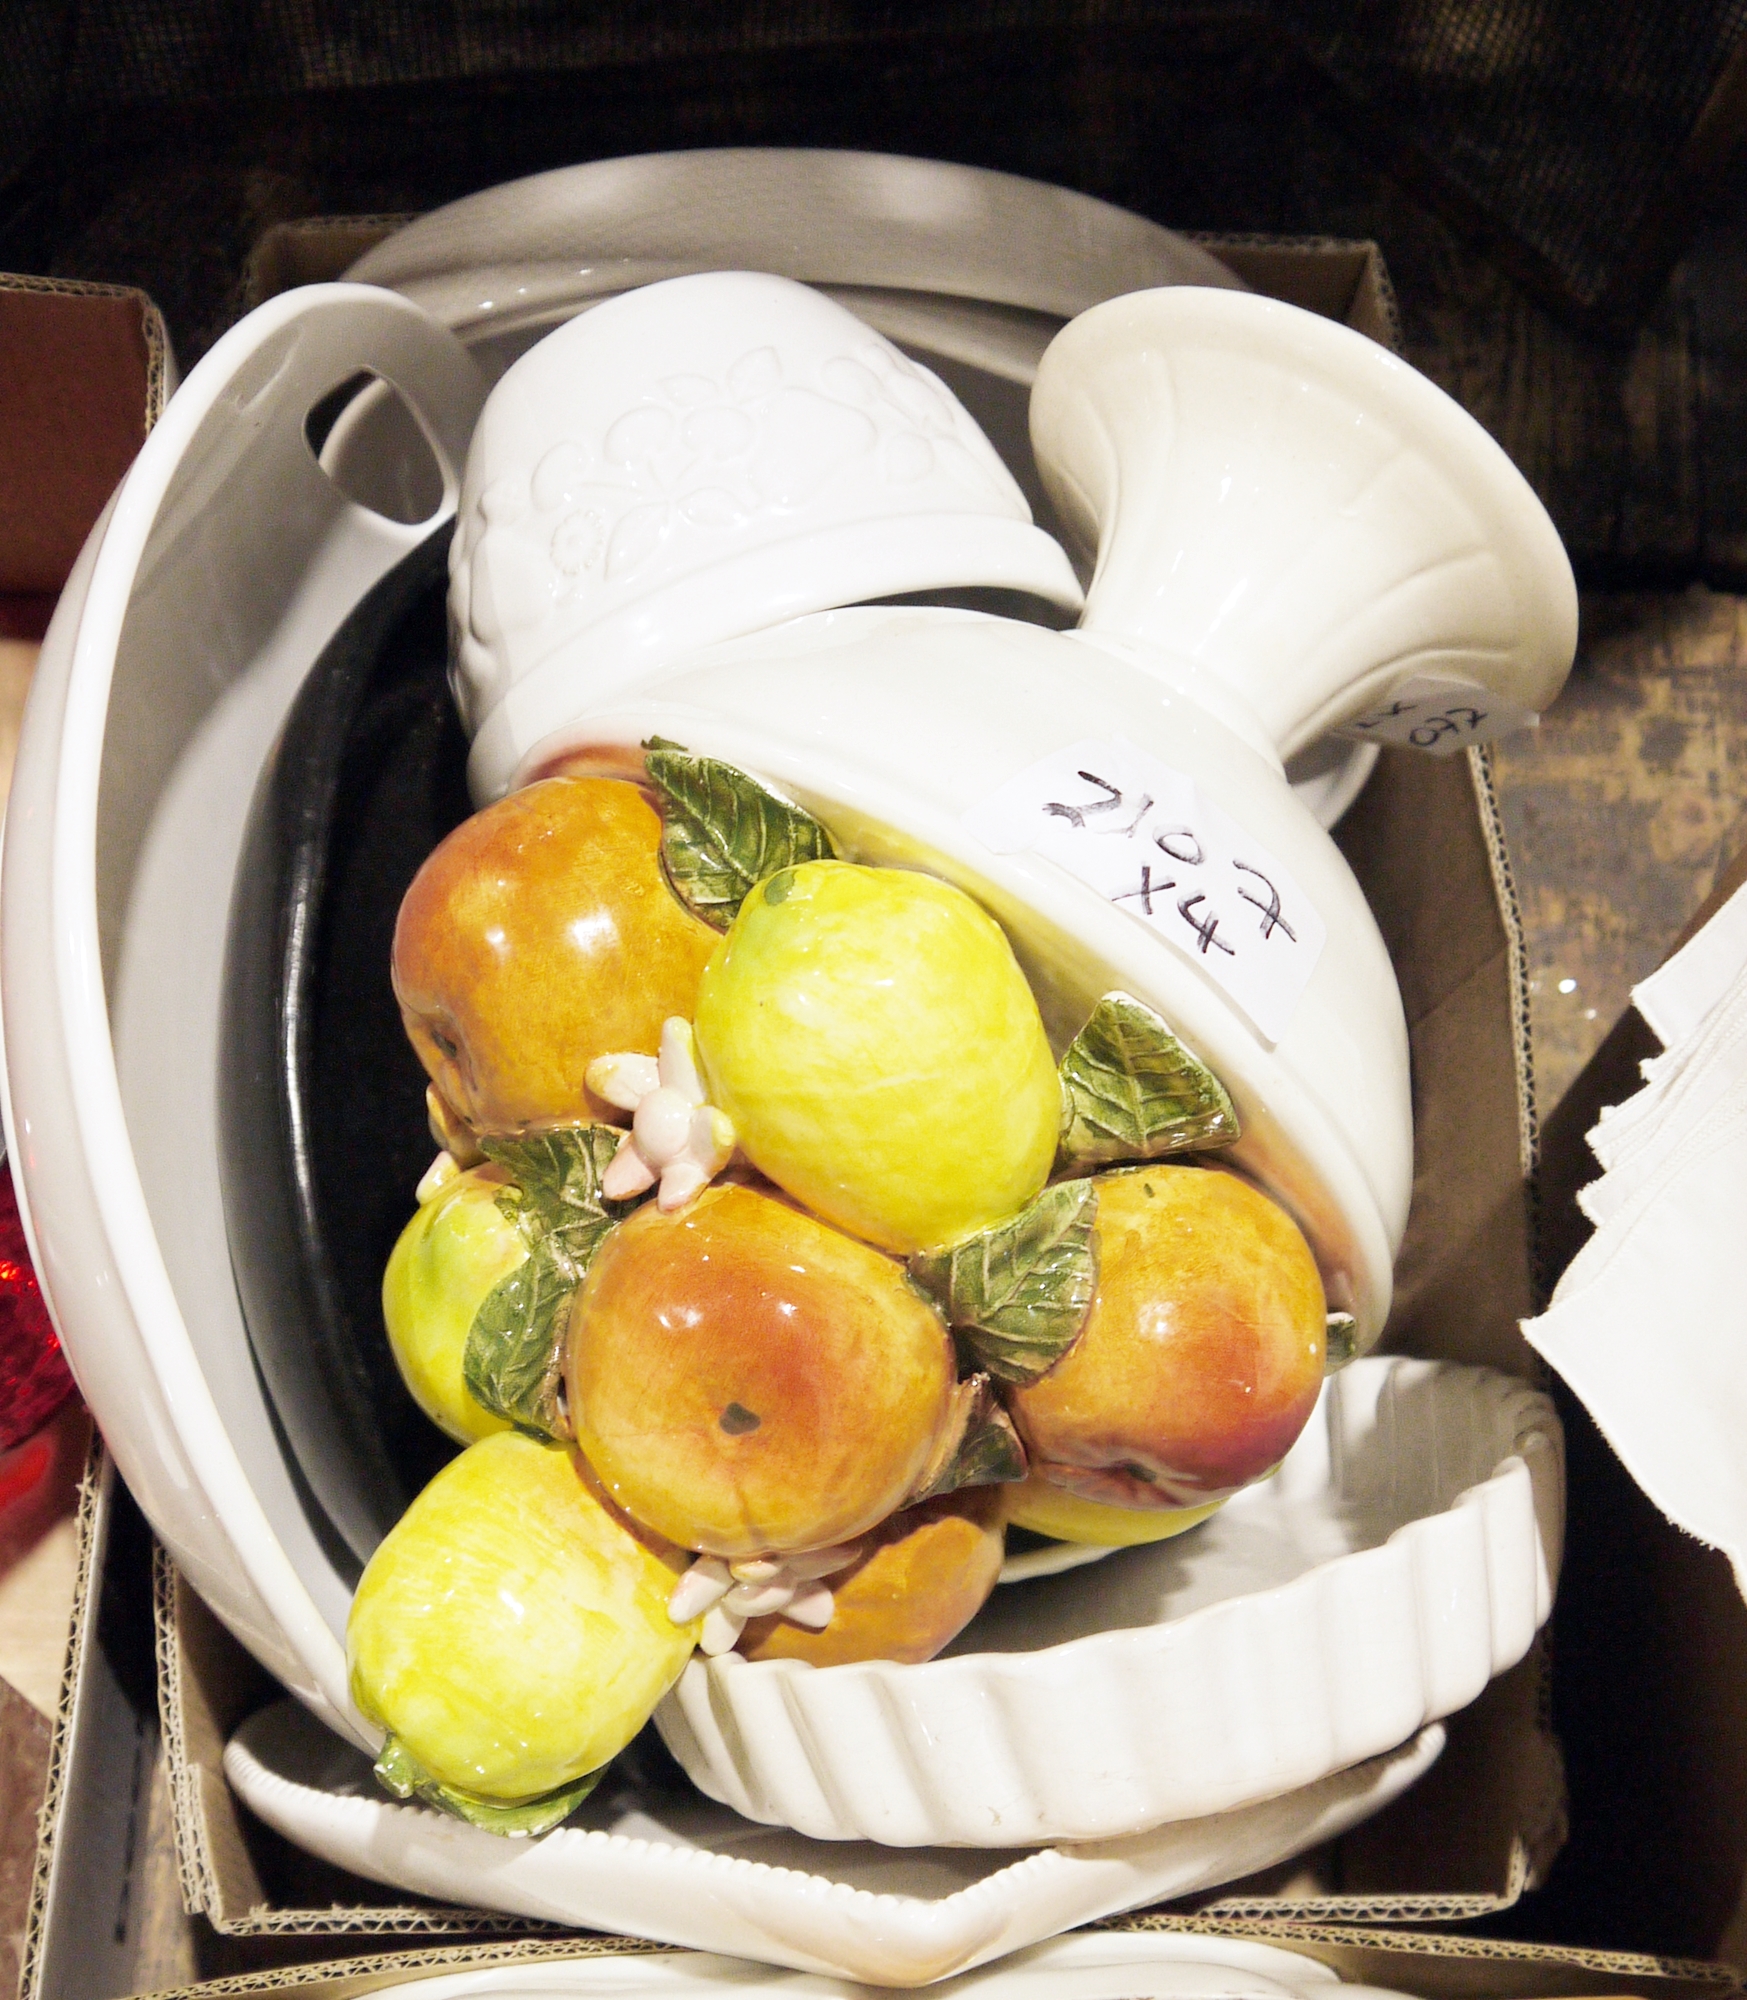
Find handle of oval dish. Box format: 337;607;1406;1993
1029;288;1578;762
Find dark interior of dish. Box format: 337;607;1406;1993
221;529;470;1569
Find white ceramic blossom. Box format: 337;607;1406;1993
668;1544;861;1656
588;1018;735;1209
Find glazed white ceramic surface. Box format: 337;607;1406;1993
345;150;1378;832
450;270;1083;780
290;1933;1398;2000
490;286;1578;1347
1030;289;1578;765
232;1933;1385;2000
0;166;1567;1920
656;1358;1561;1847
0;284;487;1739
226;1695;1442;1987
346;147;1246;362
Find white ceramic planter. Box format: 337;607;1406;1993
467;276;1578;1348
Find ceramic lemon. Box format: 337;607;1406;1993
382;1162;525;1444
348;1430;697;1829
692;859;1060;1255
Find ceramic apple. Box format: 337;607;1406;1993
347;1429;697;1828
737;1487;1005;1666
567;1181;957;1558
691;859;1060;1255
392;774;720;1136
1005;1165;1326;1508
381;1161;524;1444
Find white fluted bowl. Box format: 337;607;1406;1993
655;1357;1562;1847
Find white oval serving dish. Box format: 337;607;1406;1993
655;1357;1562;1847
322;1932;1391;2000
226;1694;1442;1987
286;1931;1394;2000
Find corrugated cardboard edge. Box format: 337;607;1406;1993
118;1924;1747;2000
1191;233;1404;351
154;1547;211;1920
244;218;417;312
135;1934;667;2000
0;270;171;448
1467;727;1568;1879
17;1435;112;2000
1468;744;1542;1197
11;276;171;2000
1108;1918;1746;1997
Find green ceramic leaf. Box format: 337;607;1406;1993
643;735;837;931
910;1373;1028;1500
463;1237;576;1439
1325;1312;1359;1373
909;1180;1096;1385
468;1126;641;1438
1057;992;1239;1168
480;1124;628;1273
374;1733;602;1837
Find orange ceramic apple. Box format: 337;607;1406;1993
392;775;719;1135
568;1182;957;1559
1006;1166;1325;1508
736;1487;1005;1666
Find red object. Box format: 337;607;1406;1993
0;1162;74;1453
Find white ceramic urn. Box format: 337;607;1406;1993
450;270;1578;1348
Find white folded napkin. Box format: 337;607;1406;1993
1633;880;1747;1047
1523;880;1747;1599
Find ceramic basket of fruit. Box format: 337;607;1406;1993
1;157;1573;1925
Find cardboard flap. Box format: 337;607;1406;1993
0;278;163;597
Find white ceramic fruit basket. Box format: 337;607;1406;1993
0;152;1572;1960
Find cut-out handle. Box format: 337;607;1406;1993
153;282;484;576
305;369;448;526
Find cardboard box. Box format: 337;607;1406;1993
90;1921;1747;2000
18;224;1745;1995
0;271;166;2000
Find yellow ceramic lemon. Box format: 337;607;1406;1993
692;860;1060;1255
1004;1475;1225;1546
382;1164;524;1444
348;1431;697;1806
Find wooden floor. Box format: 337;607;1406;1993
1494;586;1747;1112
